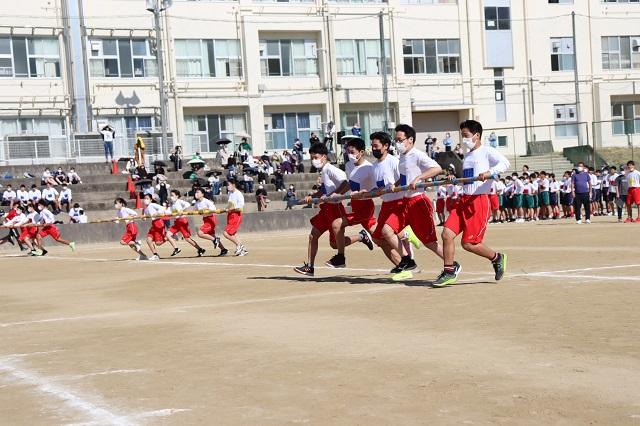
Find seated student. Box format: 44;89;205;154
41;168;57;186
69;203;83;223
54;167;68;185
1;184;16;207
58;184;73;213
67;167;82;184
16;185;29;205
41;182;61;213
28;184;42;204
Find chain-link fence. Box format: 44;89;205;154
591;119;640;170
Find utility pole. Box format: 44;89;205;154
572;11;582;146
522;88;529;151
379;11;389;133
148;0;170;154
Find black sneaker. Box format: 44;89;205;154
390;256;417;273
41;249;48;256
403;258;417;271
325;254;346;268
492;253;508;281
390;264;403;274
453;261;462;280
359;229;374;251
5;234;15;246
197;248;206;257
219;248;228;257
213;237;220;249
294;262;314;276
171;247;181;257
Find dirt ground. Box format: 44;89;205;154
1;218;639;425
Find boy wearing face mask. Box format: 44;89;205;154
393;124;445;279
433;120;510;287
143;193;179;260
167;189;206;257
34;200;76;256
294;143;349;276
571;162;591;224
324;138;376;268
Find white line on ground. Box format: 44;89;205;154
535;264;640;274
64;369;147;381
524;273;640;282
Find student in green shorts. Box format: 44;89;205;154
538;171;552;219
512;173;525;222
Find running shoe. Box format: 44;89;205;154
585;219;591;224
294;262;314;276
432;269;457;287
624;218;633;223
4;234;15;246
325;253;346;268
404;227;421;250
197;248;206;257
69;242;76;252
137;254;148;261
236;248;248;257
390;257;417;274
171;247;181;257
359;229;374;251
218;248;228;257
213;236;220;249
493;252;507;281
29;249;40;257
391;270;413;281
134;241;142;251
452;261;462;280
149;254;160;261
41;249;48;256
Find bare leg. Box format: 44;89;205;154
53;237;71;246
146;237;157;254
307;227;322;265
441;227;457;266
223;231;241;249
461;241;496;261
424;240;444;260
331;217;347;255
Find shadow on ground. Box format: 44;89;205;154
248;275;494;288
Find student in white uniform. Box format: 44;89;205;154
218;178;248;257
143;193;179;260
167;189;206;257
194;188;224;256
58;184;73;212
34;200;76;256
16;185;29;205
114;198;147;260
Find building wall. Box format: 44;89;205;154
0;0;639;160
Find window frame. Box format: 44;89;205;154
336;39;391;76
402;38;460;75
601;35;640;70
259;39;318;77
554;104;579;138
88;38;157;78
0;36;61;79
175;39;242;78
550;37;575;72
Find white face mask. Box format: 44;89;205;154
143;199;151;206
577;166;584;172
462;137;475;150
347;153;359;163
170;196;178;203
395;142;407;155
311;158;324;169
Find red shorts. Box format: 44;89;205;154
310;202;347;246
446;198;458;212
372;199;404;240
444;194;492;245
225;211;243;236
346;199;376;230
436;198;446;214
169;217;191;239
627;187;640;206
121;222;138;244
400;194;437;245
490;194;500;211
199;215;217;236
39;224;60;240
147;218;166;243
19;226;38;242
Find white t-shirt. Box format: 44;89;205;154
461;145;510;195
374;154;402;202
42;170;52;179
346;160;376;193
59;188;72;201
171;199;191;218
591;174;601;190
2;189;16;201
69;207;83;221
320;163;347;197
539;178;550;193
16;190;29;202
522;182;533;195
101;130;114;142
42;188;58;201
446;184;460;199
399;147;440;198
194;198;216;213
531;180;539;195
68;171;81;182
601;173;610;188
513;179;525;195
26;211;38;225
436;186;447;200
608;173;619;196
549;180;560;193
144;202;165;217
627;170;640;188
495;181;506;195
228;190;245;210
118;207;138;224
37;208;55;224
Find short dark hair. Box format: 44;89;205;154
370;131;392;148
170;189;181;197
346;137;366;151
628;160;635;166
394;124;416;142
143;193;153;200
459;119;483;138
115;197;127;206
37;200;46;207
610;166;617;171
73;203;80;208
15;204;24;212
309;142;328;156
195;188;205;195
227;177;237;186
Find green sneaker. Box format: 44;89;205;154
69;242;76;252
391;270;413;282
432;269;457;287
404;226;421;250
493;252;507;281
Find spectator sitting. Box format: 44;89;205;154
243;154;258;174
41;168;57;186
142;182;155;197
227;164;237;180
281;151;294;174
58;183;73;213
169;145;183;171
273;169;285;192
69;203;87;223
28;184;42;203
309;132;320;145
270;151;282;169
284;184;297;210
42;182;61;213
66;167;82;184
257;161;269;185
16;185;29;205
2;184;16;207
208;173;221;195
54;167;68;185
243;172;254;193
256;185;268;211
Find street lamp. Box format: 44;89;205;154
146;0;172;156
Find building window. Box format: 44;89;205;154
340;108;394;138
184;114;246;153
336;39;391;76
603;0;639;3
403;39;460;75
548;0;573;3
400;0;456;3
89;39;157;78
612;102;640;135
554;104;578;137
550;37;575;71
264;112;321;150
329;0;386;3
494;68;505;101
601;36;640;70
484;7;511;30
175;39;242;78
0;117;65;137
498;135;507;147
259;39;318;77
0;37;60;78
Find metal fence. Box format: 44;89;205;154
591;119;640;170
0;135;173;166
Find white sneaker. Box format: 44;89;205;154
234;245;245;256
149;254;160;261
237;249;248;257
134;241;142;251
586;219;591;224
576;220;582;224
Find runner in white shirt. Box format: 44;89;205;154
33;200;75;255
626;160;640;221
167;189;205;257
392;124;444;280
0;205;27;249
325;137;376;268
217;178;248;257
143;193;179;260
435;119;509;287
294;142;349;276
114;197;147;260
193;188;225;256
